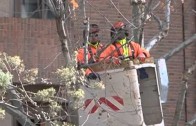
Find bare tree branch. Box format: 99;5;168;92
151;12;162;30
0;102;35;126
6;86;23;111
45;0;59;17
85;0;113;27
46;0;71;66
162;34;196;60
145;0;171;51
172;61;196;126
186;114;196;126
110;0;136;28
192;9;196;14
152;1;161;10
3;85;35;125
139;0;154;46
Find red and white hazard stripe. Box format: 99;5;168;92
84;96;124;114
84;99;99;114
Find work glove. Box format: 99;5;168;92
137;53;146;63
86;72;100;80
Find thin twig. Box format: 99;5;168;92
109;0;136;28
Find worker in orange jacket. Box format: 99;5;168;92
102;21;150;63
101;21;150;79
77;24;113;80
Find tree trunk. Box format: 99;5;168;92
130;0;146;45
56;17;71;66
46;0;71;66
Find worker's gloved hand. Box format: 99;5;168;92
87;72;100;80
137;53;146;63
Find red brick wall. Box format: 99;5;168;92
0;0;195;126
0;18;65;81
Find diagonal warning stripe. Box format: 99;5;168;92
99;97;120;111
84;99;99;114
84;96;124;114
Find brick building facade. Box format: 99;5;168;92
0;0;195;126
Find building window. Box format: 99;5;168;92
14;0;55;19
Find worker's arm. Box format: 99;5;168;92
77;48;85;64
141;47;150;58
131;42;150;62
77;48;99;80
99;45;120;64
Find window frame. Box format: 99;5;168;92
13;0;54;19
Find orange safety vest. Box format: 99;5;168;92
77;43;103;75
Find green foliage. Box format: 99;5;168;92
54;52;86;107
0;108;5;119
35;88;63;120
0;52;38;84
62;122;75;126
55;51;86;86
0;52;25;72
35;87;56;102
50;101;62;111
56;67;77;86
22;68;38;84
49;101;62;116
0;70;12;92
68;89;85;99
55;66;86;109
0;51;105;125
88;80;105;89
0;52;39;120
7;55;25;73
55;66;86;87
52;121;75;126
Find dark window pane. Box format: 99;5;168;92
14;0;54;19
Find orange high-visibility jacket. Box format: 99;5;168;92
77;44;104;75
77;44;103;63
101;41;150;60
77;43;115;75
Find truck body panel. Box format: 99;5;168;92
78;62;164;126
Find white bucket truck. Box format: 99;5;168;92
78;60;168;126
